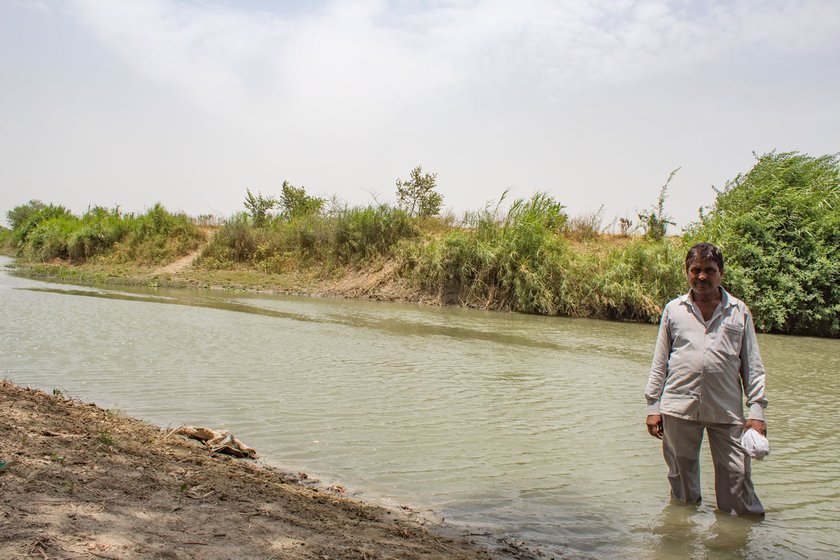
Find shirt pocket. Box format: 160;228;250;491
720;322;743;356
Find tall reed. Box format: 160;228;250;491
403;193;684;321
402;193;572;314
562;239;685;322
199;204;418;270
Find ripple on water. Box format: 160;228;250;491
2;269;839;560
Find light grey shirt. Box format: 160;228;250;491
645;288;767;424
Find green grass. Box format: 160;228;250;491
97;430;115;447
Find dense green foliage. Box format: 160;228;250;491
199;204;418;271
333;205;417;262
402;192;683;321
0;226;11;254
686;151;839;336
5;202;203;265
110;204;205;264
403;193;569;313
11;203;73;249
6;199;47;230
564;239;685;321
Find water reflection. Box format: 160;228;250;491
22;286;565;350
649;502;761;560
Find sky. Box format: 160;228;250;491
1;0;838;231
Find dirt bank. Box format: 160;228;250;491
0;381;536;560
10;252;438;308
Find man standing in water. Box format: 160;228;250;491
645;242;767;515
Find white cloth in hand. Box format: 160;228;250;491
741;428;770;459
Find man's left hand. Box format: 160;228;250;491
745;418;766;436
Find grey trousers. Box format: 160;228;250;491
661;414;764;515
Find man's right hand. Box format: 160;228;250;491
646;414;663;439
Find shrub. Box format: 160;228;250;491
7;202;201;265
21;213;79;261
403;193;570;313
566;206;604;240
67;207;129;262
279;181;324;220
6;200;47;230
566;239;685;322
333;205;418;263
0;226;12;255
12;204;73;248
686;151;839;336
200;203;417;269
285;213;334;260
243;189;278;227
111;204;203;264
199;213;256;264
396;165;443;218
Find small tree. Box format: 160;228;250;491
11;203;73;247
243;188;278;227
396;165;443;218
279;180;324;220
7;200;46;230
638;168;678;240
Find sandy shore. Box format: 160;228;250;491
0;381;537;560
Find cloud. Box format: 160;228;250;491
69;0;286;121
8;0;54;15
2;0;838;225
66;0;840;128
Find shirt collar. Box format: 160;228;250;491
679;287;734;309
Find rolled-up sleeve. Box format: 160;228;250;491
740;312;768;421
645;305;672;415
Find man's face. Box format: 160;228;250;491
687;257;722;299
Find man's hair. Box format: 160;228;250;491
685;242;724;272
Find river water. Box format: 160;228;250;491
1;256;838;559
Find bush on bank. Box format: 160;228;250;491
109;204;205;264
0;226;11;255
198;204;418;271
565;238;685;322
402;193;570;314
685;151;839;337
402;193;684;321
6;202;203;265
5;149;837;336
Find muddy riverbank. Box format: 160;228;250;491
0;381;535;559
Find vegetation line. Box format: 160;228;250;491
2;151;837;337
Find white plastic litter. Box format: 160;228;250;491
741;428;770;460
